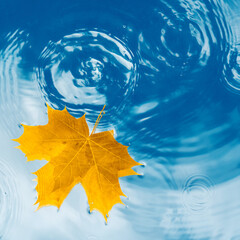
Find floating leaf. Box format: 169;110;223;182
14;105;141;221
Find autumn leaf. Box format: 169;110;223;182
13;105;141;221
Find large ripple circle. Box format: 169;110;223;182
36;29;137;120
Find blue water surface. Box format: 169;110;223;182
1;0;240;239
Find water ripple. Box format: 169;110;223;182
0;159;21;239
224;46;240;93
36;29;137;124
221;0;240;94
124;175;240;240
0;29;46;137
182;174;214;213
0;30;25;136
0;0;240;239
0;30;46;136
138;0;212;74
117;0;236;160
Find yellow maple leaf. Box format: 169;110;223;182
14;105;141;221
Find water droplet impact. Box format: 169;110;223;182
182;174;214;213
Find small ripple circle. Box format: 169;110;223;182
182;174;214;213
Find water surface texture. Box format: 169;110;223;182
1;0;240;239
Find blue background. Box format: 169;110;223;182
1;0;240;239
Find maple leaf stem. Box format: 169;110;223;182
91;105;106;135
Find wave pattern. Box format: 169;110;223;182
0;30;46;136
0;159;21;239
0;30;25;136
0;0;240;239
36;30;137;123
